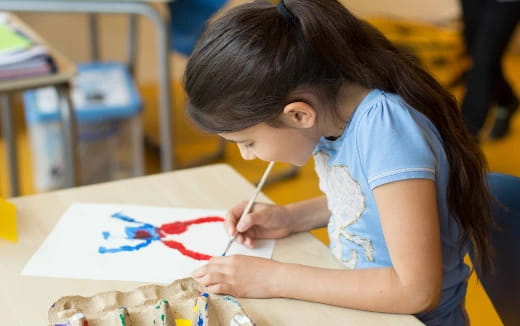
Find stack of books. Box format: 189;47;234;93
0;13;57;81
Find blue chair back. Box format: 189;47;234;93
471;173;520;326
168;0;228;56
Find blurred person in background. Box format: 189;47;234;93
459;0;520;140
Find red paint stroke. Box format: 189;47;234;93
158;216;224;236
158;216;225;260
162;240;212;260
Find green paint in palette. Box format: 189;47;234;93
153;299;176;326
118;307;131;326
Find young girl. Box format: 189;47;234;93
185;1;493;325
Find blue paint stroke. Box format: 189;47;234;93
99;212;160;254
99;239;153;253
102;231;110;240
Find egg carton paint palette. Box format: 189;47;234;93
48;278;254;326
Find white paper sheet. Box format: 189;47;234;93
22;203;275;284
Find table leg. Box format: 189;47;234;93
0;94;19;197
147;4;173;171
55;84;79;188
127;14;138;76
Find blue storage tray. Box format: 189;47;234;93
24;62;142;124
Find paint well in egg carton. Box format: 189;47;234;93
48;278;254;326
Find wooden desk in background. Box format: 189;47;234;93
0;0;174;172
0;164;423;325
0;12;78;197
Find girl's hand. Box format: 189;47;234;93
225;202;293;248
192;255;282;298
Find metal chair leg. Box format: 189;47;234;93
127;14;138;76
56;84;79;188
0;94;19;196
88;13;99;61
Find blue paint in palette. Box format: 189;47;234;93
196;292;209;326
223;296;241;306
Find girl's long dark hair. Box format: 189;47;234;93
184;0;492;273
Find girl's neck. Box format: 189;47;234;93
322;83;371;139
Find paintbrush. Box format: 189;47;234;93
222;161;275;256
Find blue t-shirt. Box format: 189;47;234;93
313;89;469;326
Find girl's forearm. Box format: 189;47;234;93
284;196;331;233
270;262;440;315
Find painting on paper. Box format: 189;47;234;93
22;203;275;284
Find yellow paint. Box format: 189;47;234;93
0;198;17;242
175;319;192;326
193;304;198;313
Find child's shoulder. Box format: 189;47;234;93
350;89;441;150
352;89;422;129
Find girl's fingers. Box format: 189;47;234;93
192;264;229;287
236;212;255;233
197;272;226;287
206;282;232;295
191;264;207;278
237;205;270;232
244;236;255;248
224;213;237;236
226;201;249;235
191;256;224;278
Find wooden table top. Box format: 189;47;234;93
0;164;422;325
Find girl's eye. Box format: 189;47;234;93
244;143;254;149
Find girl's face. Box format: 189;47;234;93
217;85;369;166
219;122;320;166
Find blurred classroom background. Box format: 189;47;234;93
1;0;519;325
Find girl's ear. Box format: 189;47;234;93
281;101;317;129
